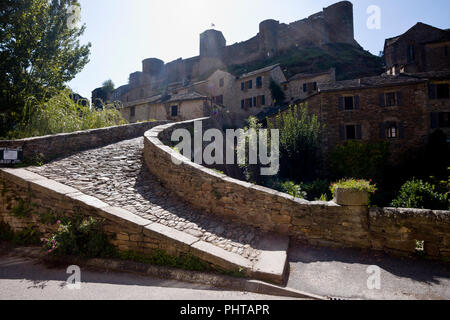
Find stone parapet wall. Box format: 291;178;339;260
0;168;253;276
143;118;450;259
0;121;170;163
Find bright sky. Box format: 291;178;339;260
68;0;450;100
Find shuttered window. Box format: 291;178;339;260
171;105;178;117
256;77;262;88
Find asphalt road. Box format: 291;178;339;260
287;241;450;300
0;254;293;300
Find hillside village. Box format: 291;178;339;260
92;1;450;163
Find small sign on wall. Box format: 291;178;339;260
0;148;23;164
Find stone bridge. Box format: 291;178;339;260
1;119;449;285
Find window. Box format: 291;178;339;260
385;92;397;107
283;84;288;91
437;84;450;99
439;112;450;128
303;82;318;93
256;77;262;88
241;99;245;109
339;95;360;111
381;91;402;107
130;106;135;117
407;44;415;62
246;98;253;108
340;124;362;140
219;78;224;87
242;80;253;91
380;122;404;139
261;95;266;106
213;95;223;104
253;97;257;107
171;105;178;117
346;125;356;140
344;96;354;110
386;123;398;139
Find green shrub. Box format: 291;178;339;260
7;89;127;139
391;179;449;210
12;224;42;246
300;179;332;201
280;181;307;199
0;221;14;241
42;216;116;258
328;141;390;181
267;104;322;182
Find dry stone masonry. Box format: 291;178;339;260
144;118;450;259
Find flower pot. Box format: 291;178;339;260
334;187;369;206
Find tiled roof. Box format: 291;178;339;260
319;74;426;92
403;69;450;80
238;64;280;79
385;22;449;47
165;91;207;103
122;91;206;108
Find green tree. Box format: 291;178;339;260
0;0;91;136
269;78;285;106
102;79;115;97
267;103;322;182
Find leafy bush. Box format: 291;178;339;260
0;221;14;242
269;78;286;106
391;179;449;210
42;217;116;258
7;89;127;139
0;221;41;245
267;104;322;182
12;224;42;246
280;181;307;199
328;141;390;181
300;179;332;201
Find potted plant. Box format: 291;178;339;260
330;179;376;206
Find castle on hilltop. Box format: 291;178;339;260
94;1;358;107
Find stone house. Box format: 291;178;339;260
120;91;210;123
384;23;450;75
268;71;450;160
282;68;336;102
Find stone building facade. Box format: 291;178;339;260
269;71;450;159
384;23;450;75
119;64;289;127
283;68;336;102
120;92;210;123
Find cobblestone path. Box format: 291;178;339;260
28;138;262;262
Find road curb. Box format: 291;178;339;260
5;246;326;300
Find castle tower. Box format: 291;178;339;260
199;29;226;57
323;1;355;45
142;58;164;76
259;19;279;58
